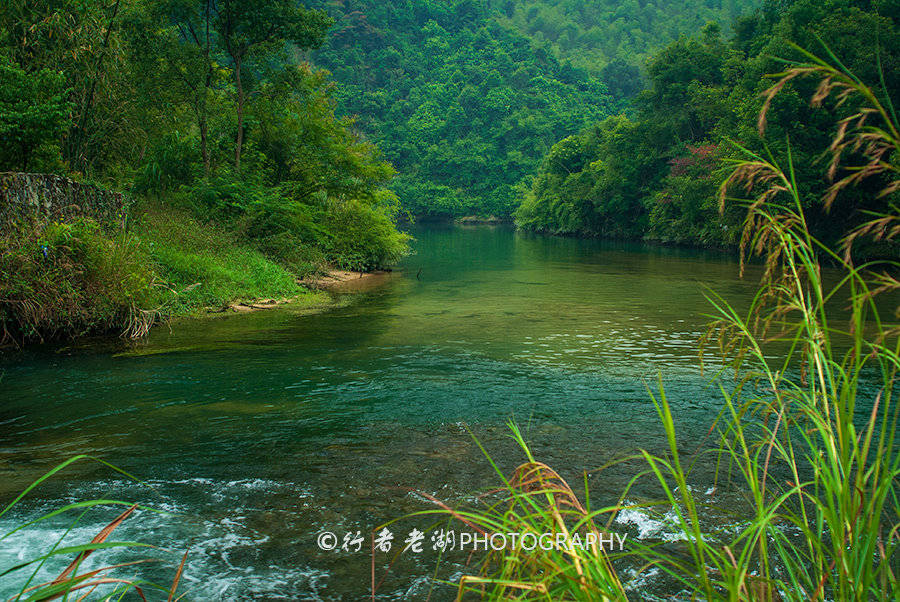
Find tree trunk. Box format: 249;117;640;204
234;55;244;173
66;0;121;173
200;110;210;176
201;0;211;177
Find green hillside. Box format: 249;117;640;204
308;1;607;217
499;1;759;87
308;1;762;218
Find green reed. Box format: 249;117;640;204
0;456;187;601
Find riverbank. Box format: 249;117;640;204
204;270;394;314
0;201;402;348
456;215;511;225
301;268;395;290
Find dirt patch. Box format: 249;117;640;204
300;269;394;291
208;298;297;313
204;269;395;315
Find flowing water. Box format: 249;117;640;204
0;225;794;599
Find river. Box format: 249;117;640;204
1;224;772;599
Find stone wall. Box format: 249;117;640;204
0;172;129;230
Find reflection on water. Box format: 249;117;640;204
1;225;770;598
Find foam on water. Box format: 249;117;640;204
615;504;689;542
0;478;330;600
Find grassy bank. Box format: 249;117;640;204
0;201;345;347
131;203;314;313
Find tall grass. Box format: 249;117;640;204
410;422;628;600
0;456;187;601
0;218;164;346
438;47;900;601
131;203;314;312
0;202;336;346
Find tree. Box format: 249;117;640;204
599;58;643;99
0;58;70;171
516;0;900;251
1;0;130;175
211;0;332;172
307;0;615;218
145;0;218;176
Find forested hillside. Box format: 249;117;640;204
308;1;614;218
516;0;900;252
498;0;759;92
308;1;764;218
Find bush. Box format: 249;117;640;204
180;177;410;274
132;133;202;195
0;219;162;344
130;203;307;310
318;196;412;271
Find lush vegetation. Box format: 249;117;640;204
498;0;759;81
0;0;410;345
308;0;615;218
516;0;900;253
3;3;898;600
441;47;900;600
0;218;163;343
307;1;765;219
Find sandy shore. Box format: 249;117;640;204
300;269;394;291
207;269;394;314
218;298;295;313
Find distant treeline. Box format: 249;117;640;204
308;0;758;219
516;0;900;253
497;0;760;82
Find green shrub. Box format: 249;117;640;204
0;219;162;344
0;199;336;345
132;133;202;195
178;177;410;273
317;196;412;271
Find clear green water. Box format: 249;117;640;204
0;225;768;599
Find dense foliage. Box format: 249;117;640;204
308;1;769;218
517;0;900;251
454;44;900;601
308;0;617;218
0;218;159;343
0;58;70;171
0;0;409;265
498;0;759;79
0;0;410;342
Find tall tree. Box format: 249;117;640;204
67;0;122;170
1;0;130;174
211;0;332;172
0;58;70;171
145;0;218;175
